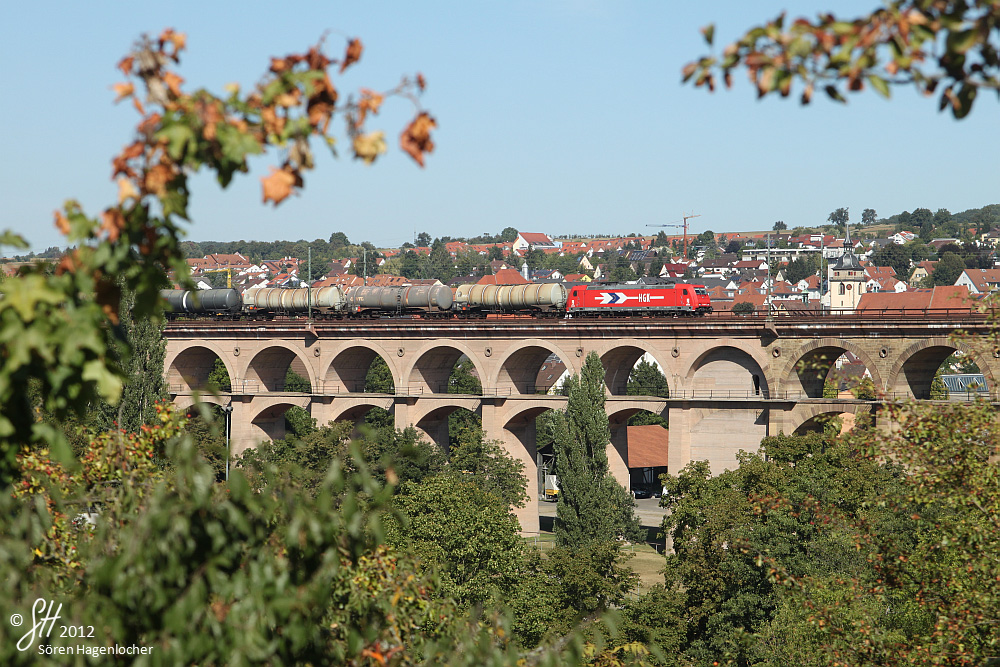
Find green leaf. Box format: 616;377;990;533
156;123;197;161
701;24;715;47
945;28;979;55
868;74;890;98
0;231;29;249
82;358;123;402
824;85;846;103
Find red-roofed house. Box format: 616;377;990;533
857;285;974;313
514;232;557;252
956;268;1000;294
478;268;529;285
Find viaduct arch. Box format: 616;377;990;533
166;315;998;533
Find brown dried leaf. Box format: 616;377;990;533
353;131;387;164
274;89;301;108
54;211;71;236
163;71;184;97
117;178;139;205
261;107;286;137
357;88;384;125
416;73;426;91
307;74;338;133
95;279;121;325
261;167;296;205
340;38;362;73
117;55;134;76
399;112;436;167
112;82;134;103
101;209;126;242
144;164;173;197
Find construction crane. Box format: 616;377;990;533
199;268;233;288
647;213;701;259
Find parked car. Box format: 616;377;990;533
631;486;654;499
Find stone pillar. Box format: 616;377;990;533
666;405;692;475
227;398;258;457
482;400;540;535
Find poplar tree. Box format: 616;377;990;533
92;282;168;432
553;352;642;548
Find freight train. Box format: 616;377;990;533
162;281;712;319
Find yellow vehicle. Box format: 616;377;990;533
543;475;559;501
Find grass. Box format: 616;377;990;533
524;529;667;594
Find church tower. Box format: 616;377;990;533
828;223;867;312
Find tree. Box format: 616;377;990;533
861;208;877;226
772;220;786;231
499;226;519;242
553;352;642;548
387;474;526;609
869;242;912;278
930;370;949;400
661;430;915;665
933;251;967;285
724;239;743;255
91;280;168;432
827;207;849;228
732;301;755;315
448;427;528;509
626;359;669;399
784;254;819;284
415;231;432;247
328;231;351;248
684;1;1000;119
655;231;670;247
761;401;1000;665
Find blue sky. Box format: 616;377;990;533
2;1;997;252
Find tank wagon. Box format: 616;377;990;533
345;284;453;317
453;283;567;316
162;289;241;317
243;286;347;318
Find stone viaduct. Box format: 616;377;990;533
164;314;999;533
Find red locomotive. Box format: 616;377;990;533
566;283;712;316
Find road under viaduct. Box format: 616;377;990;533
165;313;999;533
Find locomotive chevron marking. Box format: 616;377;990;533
598;292;665;305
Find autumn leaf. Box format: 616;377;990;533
54;211;71;236
162;71;184;97
112;82;134;103
100;209;126;242
261;167;296;205
94;279;122;325
117;55;134;76
416;73;426;91
399;112;436;167
144;164;174;197
356;88;384;126
117;178;139;205
353;131;387;164
307;74;337;133
340;38;363;73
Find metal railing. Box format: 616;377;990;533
167;383;998;403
